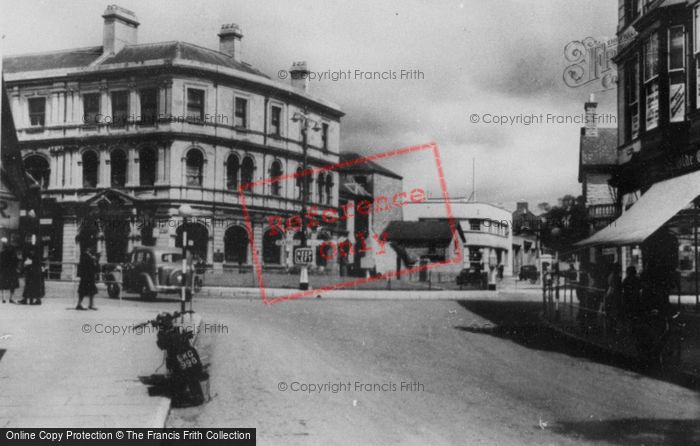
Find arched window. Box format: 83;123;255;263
226;154;239;190
325;173;334;205
317;172;326;203
24;155;50;189
269;160;283;196
82;151;99;188
262;229;283;264
139;147;157;186
224;226;249;264
240;156;255;186
110;149;127;187
185;149;204;186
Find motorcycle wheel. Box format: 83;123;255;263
107;283;120;299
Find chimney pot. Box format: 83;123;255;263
584;96;598;137
102;5;139;55
289;61;310;93
219;23;243;61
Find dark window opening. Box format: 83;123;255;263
139;148;157;186
82;151;99;188
111;91;129;127
140;88;157;126
187;89;205;121
234;97;248;128
110;150;127;187
28;97;46;126
83;93;101;125
186;150;204;186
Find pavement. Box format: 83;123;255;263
0;289;201;428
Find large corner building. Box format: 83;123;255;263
2;6;344;278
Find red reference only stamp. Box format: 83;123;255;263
240;142;460;304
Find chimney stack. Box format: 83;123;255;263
289;61;310;93
218;24;243;61
584;93;598;137
102;5;139;55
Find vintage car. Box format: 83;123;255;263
105;246;202;300
455;265;488;289
518;265;539;283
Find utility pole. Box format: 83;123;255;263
293;109;320;290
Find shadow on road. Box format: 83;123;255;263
548;418;700;446
454;300;698;389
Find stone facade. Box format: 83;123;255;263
3;6;344;278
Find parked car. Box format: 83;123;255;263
456;266;488;289
105;246;202;300
519;265;539;283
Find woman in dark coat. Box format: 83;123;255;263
0;237;19;303
77;247;98;310
21;248;45;305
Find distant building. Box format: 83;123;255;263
578;95;619;232
511;202;539;276
338;152;403;275
381;220;465;277
402;199;513;277
1;76;36;247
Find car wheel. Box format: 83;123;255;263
107;283;120;299
140;282;156;300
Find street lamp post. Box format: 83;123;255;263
292;110;321;290
178;204;194;313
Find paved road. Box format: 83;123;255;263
168;296;700;445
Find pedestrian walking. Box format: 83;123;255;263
0;237;19;303
76;247;99;310
604;263;622;333
20;247;45;305
622;266;642;326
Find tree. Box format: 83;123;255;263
540;195;589;258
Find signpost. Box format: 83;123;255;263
293;247;314;266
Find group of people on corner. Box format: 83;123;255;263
0;238;101;310
0;237;45;305
575;260;676;334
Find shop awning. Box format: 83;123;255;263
575;169;700;247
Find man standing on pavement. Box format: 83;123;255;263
76;247;99;310
0;237;19;303
20;247;44;305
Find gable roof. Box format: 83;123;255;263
384;220;464;247
339;152;403;180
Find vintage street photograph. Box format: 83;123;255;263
1;0;700;444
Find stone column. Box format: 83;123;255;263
127;146;138;187
98;146;109;188
156;144;167;185
61;217;79;280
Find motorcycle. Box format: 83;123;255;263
633;310;684;370
136;310;208;407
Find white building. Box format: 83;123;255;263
402;199;513;277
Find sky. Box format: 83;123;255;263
0;0;618;212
